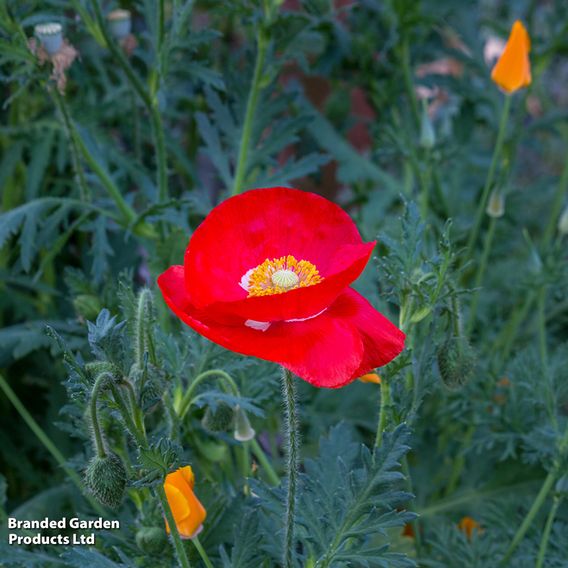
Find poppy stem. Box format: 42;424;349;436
251;438;280;486
465;95;511;256
281;368;299;568
90;372;111;459
231;27;267;196
155;484;192;568
374;374;392;448
535;495;562;568
466;216;497;336
192;535;214;568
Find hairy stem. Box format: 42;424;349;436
282;368;299;568
374;374;392;448
90;373;110;458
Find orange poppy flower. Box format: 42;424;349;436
458;516;481;540
358;372;381;385
491;21;531;94
164;466;207;539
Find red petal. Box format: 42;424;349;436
158;267;405;388
184;187;374;320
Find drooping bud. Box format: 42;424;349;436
135;527;167;554
486;189;505;218
233;405;255;442
437;336;476;390
34;23;63;55
558;205;568;235
202;402;234;433
555;475;568;496
107;9;132;41
419;101;436;149
84;453;127;508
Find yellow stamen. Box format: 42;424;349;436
247;255;323;297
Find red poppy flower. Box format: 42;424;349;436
157;187;405;388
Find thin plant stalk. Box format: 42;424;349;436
467;216;497;336
251;438;280;486
465;95;511;255
282;368;299;568
535;495;562;568
0;374;107;517
231;29;267;196
90;373;110;458
374;374;391;448
192;535;214;568
542;156;568;248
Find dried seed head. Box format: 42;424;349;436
34;22;63;55
107;9;132;40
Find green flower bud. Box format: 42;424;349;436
233;405;255;442
558;205;568;235
73;294;102;321
84;453;127;509
202;402;234;433
84;362;119;385
419;103;435;149
437;337;476;390
135;526;167;555
486;190;505;218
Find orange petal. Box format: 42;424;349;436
458;516;481;540
358;372;381;385
491;21;531;94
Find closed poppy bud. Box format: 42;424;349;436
558;205;568;235
164;466;206;539
437;337;476;390
73;294;102;320
358;373;381;385
234;405;255;442
202;402;234;432
491;21;531;94
136;526;167;554
486;190;505;218
419;102;436;149
84;453;127;509
458;516;481;540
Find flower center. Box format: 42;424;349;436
271;269;299;289
245;255;323;297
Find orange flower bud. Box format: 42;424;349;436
491;21;531;94
164;466;206;539
358;373;381;385
458;516;481;540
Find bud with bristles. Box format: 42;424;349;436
136;527;167;554
34;23;63;55
486;190;505;218
84;453;127;508
437;336;476;390
73;294;102;321
202;402;234;433
233;405;255;442
107;9;132;40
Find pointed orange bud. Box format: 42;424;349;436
358;373;381;385
458;516;481;540
491;21;531;94
164;466;207;539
